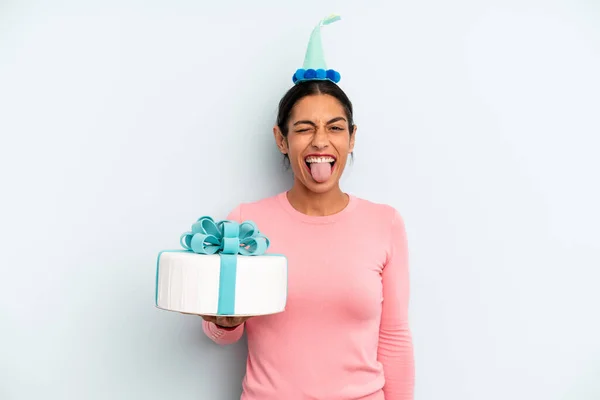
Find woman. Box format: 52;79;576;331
201;16;414;400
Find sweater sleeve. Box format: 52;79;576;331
201;204;246;345
378;209;415;399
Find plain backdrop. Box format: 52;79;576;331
1;0;599;399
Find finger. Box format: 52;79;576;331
217;317;238;327
216;317;232;326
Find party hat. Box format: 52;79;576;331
292;14;342;85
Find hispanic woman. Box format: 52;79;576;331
200;15;415;400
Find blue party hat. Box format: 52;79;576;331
292;14;342;85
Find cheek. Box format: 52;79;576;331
333;137;352;153
287;137;308;157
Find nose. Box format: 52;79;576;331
310;127;329;149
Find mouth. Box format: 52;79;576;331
304;154;337;171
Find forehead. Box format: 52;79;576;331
290;94;345;121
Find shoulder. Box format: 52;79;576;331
351;196;408;246
351;195;405;227
350;196;408;261
226;193;282;222
238;193;281;218
351;197;409;266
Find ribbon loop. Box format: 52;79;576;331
221;221;240;238
222;237;240;254
181;216;270;256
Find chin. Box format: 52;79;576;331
304;180;339;194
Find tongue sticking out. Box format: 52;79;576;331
309;162;332;183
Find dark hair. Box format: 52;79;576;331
276;80;355;166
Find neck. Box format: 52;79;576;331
286;180;349;216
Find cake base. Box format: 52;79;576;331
155;250;287;316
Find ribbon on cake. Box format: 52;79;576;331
180;216;270;315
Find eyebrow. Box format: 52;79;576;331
293;117;347;126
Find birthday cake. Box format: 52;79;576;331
155;216;287;316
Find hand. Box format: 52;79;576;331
200;315;251;330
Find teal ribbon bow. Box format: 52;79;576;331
180;216;270;315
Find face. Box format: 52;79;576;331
274;94;356;194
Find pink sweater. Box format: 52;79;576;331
203;192;414;399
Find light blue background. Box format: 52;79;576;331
1;1;599;399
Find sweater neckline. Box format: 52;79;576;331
276;191;357;224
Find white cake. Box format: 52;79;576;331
155;250;288;316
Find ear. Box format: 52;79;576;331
273;126;288;154
349;124;357;153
